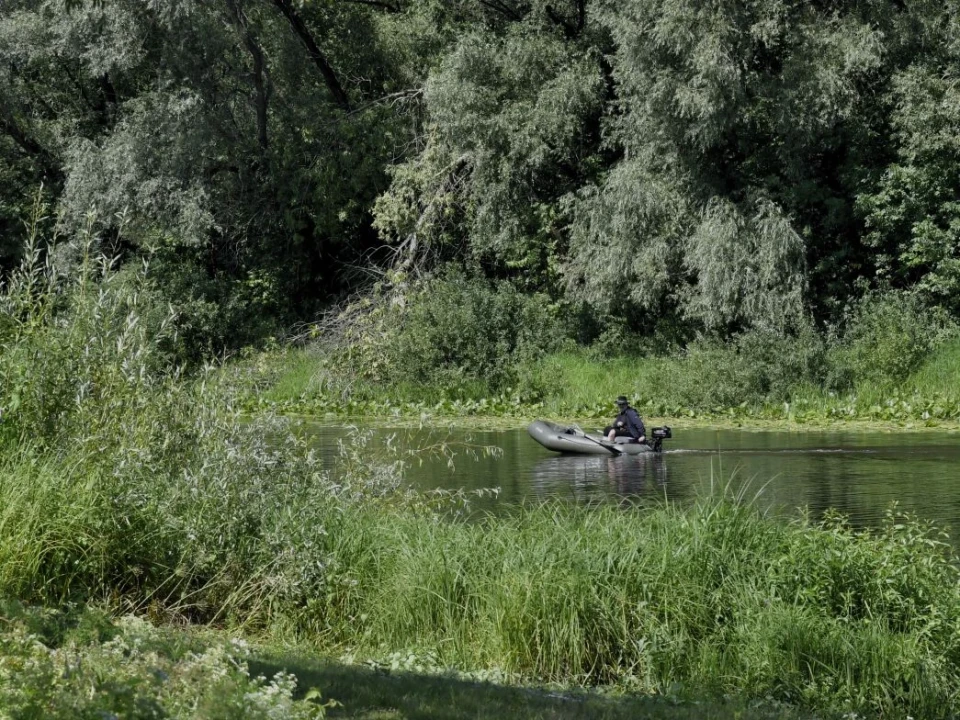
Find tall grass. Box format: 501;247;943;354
6;220;960;718
312;499;960;718
0;214;404;620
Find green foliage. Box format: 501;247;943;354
671;326;827;409
564;0;890;328
0;0;412;345
255;296;960;423
373;24;605;289
858;64;960;313
827;290;958;391
0;225;175;448
313;496;960;718
0;604;329;719
7;200;960;719
384;271;566;393
0;225;408;621
282;655;812;720
318;270;567;401
5;0;960;355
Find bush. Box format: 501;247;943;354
319;269;568;401
827;290;957;391
384;270;565;393
670;325;827;409
0;603;329;718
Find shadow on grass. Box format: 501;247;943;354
249;655;812;720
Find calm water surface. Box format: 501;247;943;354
300;423;960;533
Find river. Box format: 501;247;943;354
300;423;960;534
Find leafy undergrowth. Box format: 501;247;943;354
242;284;960;426
0;601;331;719
241;347;960;427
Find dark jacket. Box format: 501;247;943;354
615;407;646;440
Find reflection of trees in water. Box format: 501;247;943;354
531;454;683;505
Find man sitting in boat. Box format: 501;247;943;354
605;396;646;444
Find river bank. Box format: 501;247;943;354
4;259;960;719
237;341;960;432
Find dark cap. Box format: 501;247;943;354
615;395;629;406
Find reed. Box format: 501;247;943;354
313;498;960;718
5;220;960;718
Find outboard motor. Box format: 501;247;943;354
650;426;672;453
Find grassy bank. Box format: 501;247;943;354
239;274;960;426
6;241;960;719
5;436;960;718
245;334;960;426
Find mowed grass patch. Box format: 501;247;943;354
249;655;812;720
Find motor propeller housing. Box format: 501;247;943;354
650;425;672;452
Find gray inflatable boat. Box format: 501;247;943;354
527;420;672;455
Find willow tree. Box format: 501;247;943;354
374;0;959;335
857;3;960;314
0;0;419;348
372;1;608;293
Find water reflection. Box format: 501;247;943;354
296;423;960;536
530;454;672;503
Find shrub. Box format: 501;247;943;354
670;324;827;409
827;290;957;391
384;270;565;393
318;268;567;401
0;603;329;718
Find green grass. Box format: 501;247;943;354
6;246;960;718
0;598;811;720
283;497;960;719
262;348;327;403
249;654;813;720
533;352;673;411
250;339;960;425
905;336;960;395
6;433;960;718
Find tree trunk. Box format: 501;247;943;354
225;0;272;151
270;0;351;110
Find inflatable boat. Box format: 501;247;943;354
527;420;672;455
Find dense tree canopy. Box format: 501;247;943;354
1;0;958;348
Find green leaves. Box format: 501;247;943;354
858;65;960;312
374;25;605;289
